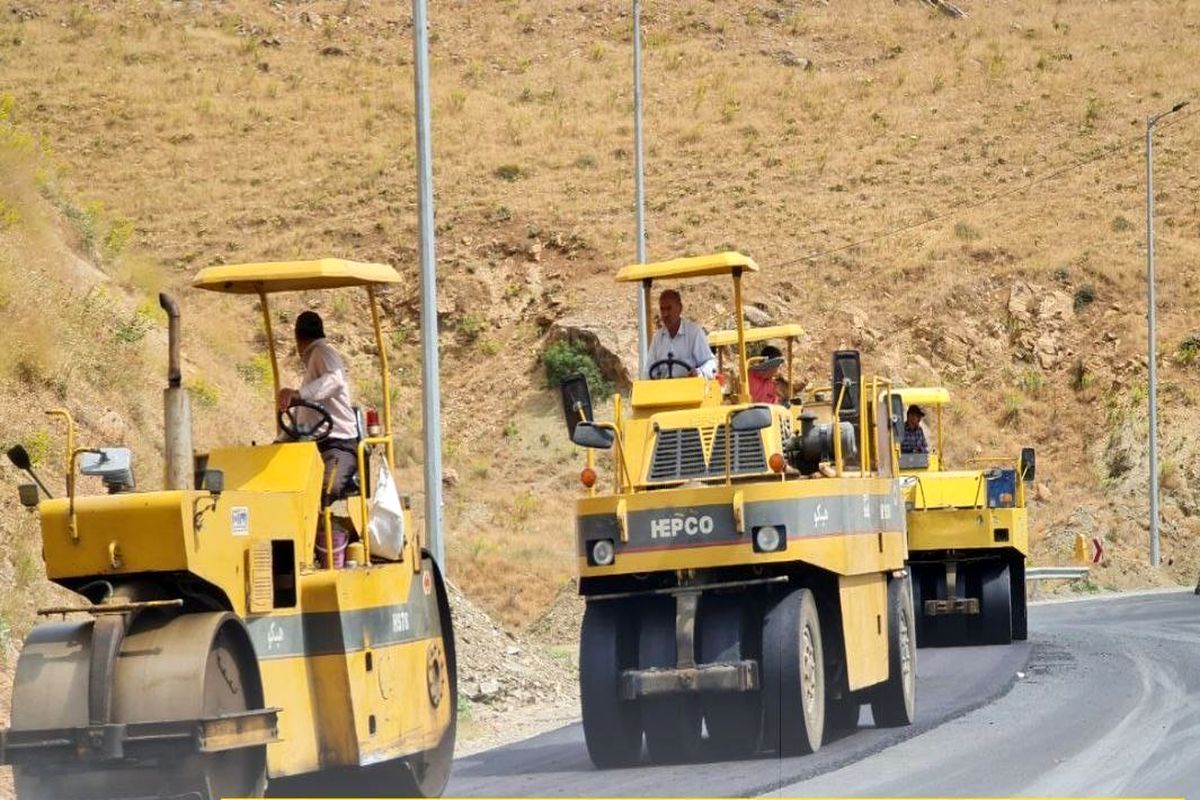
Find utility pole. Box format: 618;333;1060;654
1146;100;1188;568
633;0;648;374
413;0;445;569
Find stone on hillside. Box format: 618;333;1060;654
442;467;460;489
476;679;502;701
742;304;773;327
545;317;638;390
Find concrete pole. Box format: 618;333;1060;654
1146;114;1159;568
633;0;649;373
413;0;445;569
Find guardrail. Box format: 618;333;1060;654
1026;566;1090;581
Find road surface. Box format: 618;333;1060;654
448;590;1200;797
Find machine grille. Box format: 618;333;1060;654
648;424;767;482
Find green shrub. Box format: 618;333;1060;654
1176;334;1200;366
1073;284;1096;313
542;339;610;397
493;164;524;182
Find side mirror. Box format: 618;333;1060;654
204;469;225;495
832;350;861;424
18;483;39;508
1019;447;1036;483
560;372;595;440
889;393;905;445
571;422;614;450
6;445;32;471
731;405;773;432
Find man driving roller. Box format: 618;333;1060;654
277;310;359;501
645;289;717;379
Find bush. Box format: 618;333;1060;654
542;339;611;398
1073;284;1096;313
1176;334;1200;366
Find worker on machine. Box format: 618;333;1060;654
901;404;929;454
748;344;785;403
645;288;717;379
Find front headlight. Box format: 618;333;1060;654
753;525;786;553
589;538;615;566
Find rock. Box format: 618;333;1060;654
1035;483;1052;502
1035;332;1059;369
545;317;638;390
476;679;502;701
442;467;459;489
505;645;521;656
776;51;812;69
742;304;772;327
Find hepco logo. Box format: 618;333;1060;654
650;515;716;539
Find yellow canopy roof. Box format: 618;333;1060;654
709;323;805;348
895;386;952;407
193;258;402;294
615;251;759;283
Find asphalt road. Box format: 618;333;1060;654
447;590;1200;798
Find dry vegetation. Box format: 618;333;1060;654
0;0;1199;741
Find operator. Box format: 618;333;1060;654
645;289;717;379
748;344;785;404
277;310;359;502
900;404;929;454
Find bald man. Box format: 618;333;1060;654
645;289;716;379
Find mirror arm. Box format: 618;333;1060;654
592;422;634;492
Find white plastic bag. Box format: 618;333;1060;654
367;461;406;561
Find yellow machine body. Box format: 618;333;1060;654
896;386;1032;646
570;253;917;767
3;259;455;799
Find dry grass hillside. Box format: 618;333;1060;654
1;0;1199;677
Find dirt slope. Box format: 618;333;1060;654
0;0;1198;745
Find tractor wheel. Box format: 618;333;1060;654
639;599;703;764
699;595;762;759
976;563;1013;645
870;574;917;728
762;588;825;756
1010;559;1029;641
580;599;643;768
392;557;458;796
12;611;267;800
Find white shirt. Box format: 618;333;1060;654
645;319;717;379
297;338;358;441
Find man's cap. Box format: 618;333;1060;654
907;404;925;418
750;344;784;373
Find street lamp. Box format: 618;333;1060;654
1146;99;1188;568
633;0;649;373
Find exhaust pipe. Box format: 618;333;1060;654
159;293;194;491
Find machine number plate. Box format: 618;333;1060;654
232;507;250;536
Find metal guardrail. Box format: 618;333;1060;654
1027;566;1090;581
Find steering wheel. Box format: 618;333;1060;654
278;397;334;442
648;356;697;380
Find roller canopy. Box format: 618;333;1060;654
193;258;402;294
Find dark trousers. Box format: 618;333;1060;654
318;438;359;506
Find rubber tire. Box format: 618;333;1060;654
639;599;703;764
1010;559;1029;641
824;694;861;742
699;595;762;758
977;563;1013;646
870;574;917;728
762;588;825;756
580;599;643;768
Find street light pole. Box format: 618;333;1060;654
633;0;648;374
1146;100;1188;568
413;0;445;570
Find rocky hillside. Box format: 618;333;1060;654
1;0;1198;648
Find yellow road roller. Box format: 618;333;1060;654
1;259;455;799
895;387;1034;647
561;252;915;766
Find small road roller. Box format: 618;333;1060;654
1;259;456;799
561;252;915;767
894;387;1034;647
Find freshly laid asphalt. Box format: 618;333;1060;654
447;590;1200;797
